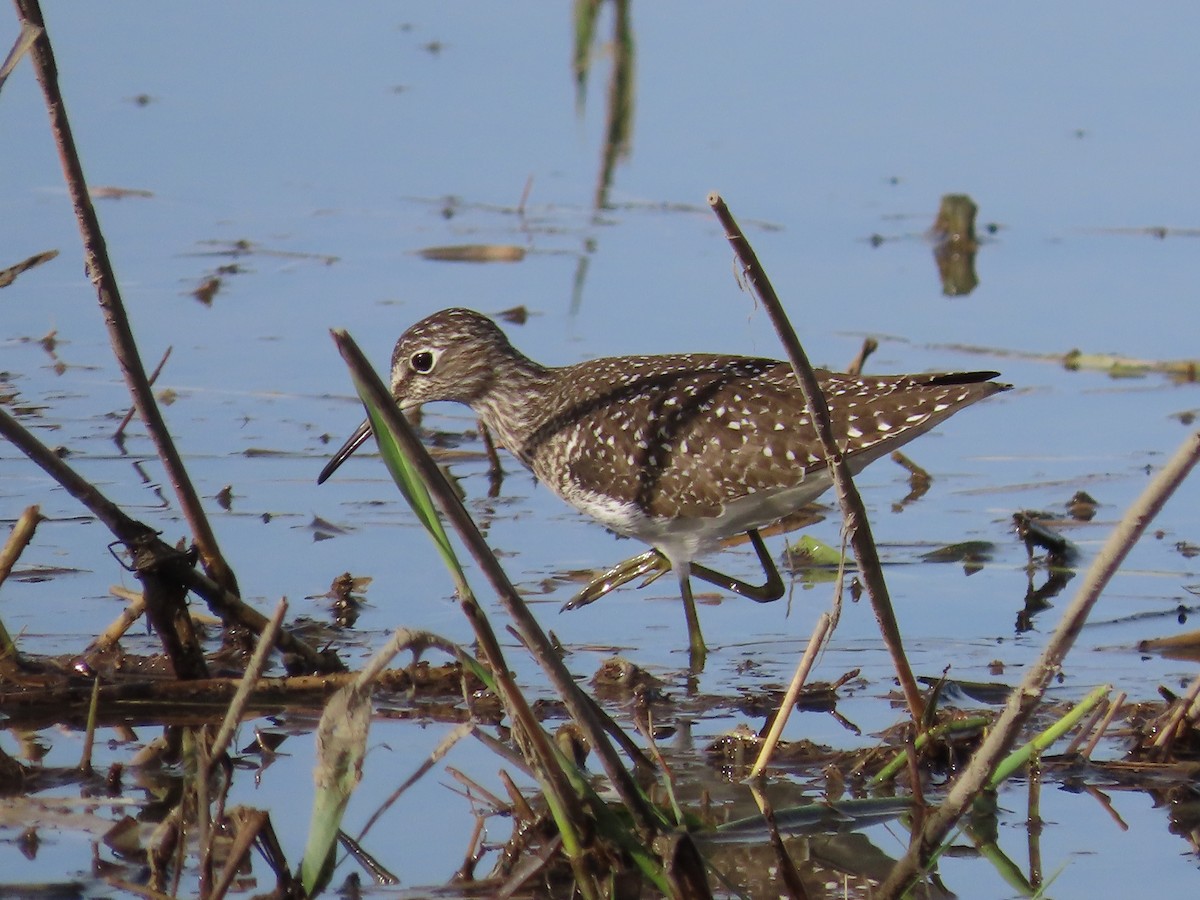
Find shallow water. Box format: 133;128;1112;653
2;2;1199;896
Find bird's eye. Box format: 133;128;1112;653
411;350;435;373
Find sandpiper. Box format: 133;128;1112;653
319;308;1007;663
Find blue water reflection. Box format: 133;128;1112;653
2;2;1199;894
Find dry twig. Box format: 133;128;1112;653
708;192;925;724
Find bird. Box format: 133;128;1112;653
318;307;1008;666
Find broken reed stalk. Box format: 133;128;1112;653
748;782;809;900
0;406;340;674
206;598;288;776
0;18;39;89
879;429;1200;897
0;505;43;668
749;612;832;779
210;809;270;900
1152;670;1200;756
1078;690;1125;760
0;504;42;589
1059;701;1103;759
707;192;926;724
78;674;100;773
77;586;147;663
13;0;238;598
332;330;660;841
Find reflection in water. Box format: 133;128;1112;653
1013;511;1077;632
890;450;933;511
570;0;636;314
931;193;980;297
1016;564;1074;633
573;0;636;211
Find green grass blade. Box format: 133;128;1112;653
299;681;372;893
345;358;469;594
987;683;1111;789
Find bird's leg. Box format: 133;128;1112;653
689;529;784;603
477;418;505;495
676;560;707;671
562;529;784;611
561;549;671;611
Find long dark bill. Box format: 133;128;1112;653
317;417;373;484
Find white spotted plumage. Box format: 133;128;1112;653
380;307;1008;569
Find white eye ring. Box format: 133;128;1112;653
410;348;440;374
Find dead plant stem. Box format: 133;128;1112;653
0;19;37;91
0;405;339;672
879;429;1200;897
207;598;288;775
0;504;42;589
707;192;925;724
78;587;147;664
1152;670;1200;756
749;612;832;779
1080;691;1125;760
13;0;238;597
114;345;172;443
79;675;100;773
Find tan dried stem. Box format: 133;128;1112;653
707;191;926;724
749;612;832;779
207;598;288;775
880;430;1200;896
0;504;42;589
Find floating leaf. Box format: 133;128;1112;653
416;243;526;263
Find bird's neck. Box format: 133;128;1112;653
471;353;554;466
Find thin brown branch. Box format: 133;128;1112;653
114;345;172;443
0;18;38;91
0;405;152;544
141;565;208;679
0;406;340;673
13;0;238;597
0;406;206;677
707;192;925;724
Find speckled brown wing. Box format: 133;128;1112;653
523;356;1004;520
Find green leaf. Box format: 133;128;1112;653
346;364;470;594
